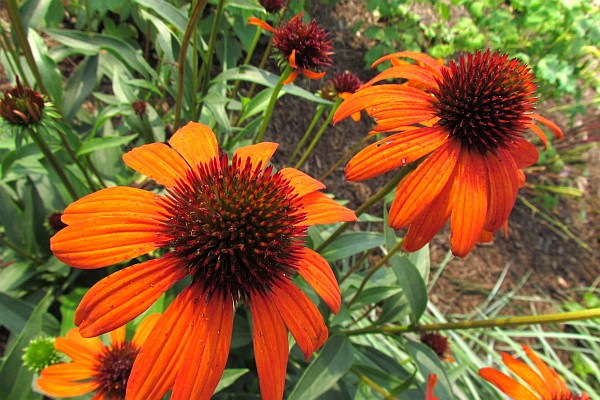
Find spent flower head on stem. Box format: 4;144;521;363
0;77;45;126
249;12;333;84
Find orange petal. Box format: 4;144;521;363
425;374;439;400
301;68;326;80
75;255;187;337
51;219;164;269
288;49;298;69
278;168;326;198
109;325;127;346
131;313;162;349
36;377;99;398
234;142;279;170
510;139;539;168
362;64;439;89
389;138;460;229
250;292;289;400
296;191;357;226
54;328;104;365
270;278;327;360
283;69;298;85
168;122;219;169
39;362;96;382
522;345;569;397
295;247;341;313
126;284;202;400
333;84;433;125
247;17;276;33
532;113;563;139
122;142;190;189
501;352;553;399
479;368;538;400
351;111;361;122
371;51;444;79
449;150;489;257
346;126;448;181
528;123;549;149
484;149;519;232
171;294;234;400
60;186;165;226
403;176;453;253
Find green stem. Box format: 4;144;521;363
50;124;97;192
0;26;29;87
341;307;600;336
318;134;372;182
173;0;208;130
255;66;291;143
351;367;396;400
0;235;43;265
246;38;274;99
85;155;107;189
340;250;370;283
197;0;225;119
347;238;404;307
294;98;342;169
230;14;265;101
287;104;326;165
27;127;78;201
5;0;48;96
315;169;409;253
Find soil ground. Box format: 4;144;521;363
266;0;600;316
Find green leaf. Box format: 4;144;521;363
27;29;63;105
133;0;188;35
0;290;54;400
212;66;333;104
214;368;249;393
76;135;137;157
0;262;37;293
62;55;98;122
405;341;454;400
0;291;59;335
321;231;384;262
392;255;428;324
352;286;403;307
288;335;354;400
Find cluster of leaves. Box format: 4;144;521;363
356;0;600;110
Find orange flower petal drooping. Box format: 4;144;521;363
50;122;357;400
36;314;160;399
479;344;590;400
334;50;563;257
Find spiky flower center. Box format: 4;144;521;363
159;154;307;302
420;332;450;360
274;15;333;71
332;71;362;94
259;0;284;13
431;50;537;154
0;78;45;125
94;342;137;399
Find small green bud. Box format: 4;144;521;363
22;336;62;373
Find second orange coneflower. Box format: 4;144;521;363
479;344;590;400
334;50;563;257
50;122;356;400
37;314;160;399
248;12;333;84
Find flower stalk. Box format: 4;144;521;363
255;65;292;143
287;103;326;165
340;307;600;336
173;0;208;130
294;98;342;169
27;127;79;201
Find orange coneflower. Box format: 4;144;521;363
334;50;563;257
50;122;356;400
479;344;590;400
36;314;160;399
248;12;333;84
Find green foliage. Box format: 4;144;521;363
357;0;600;105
